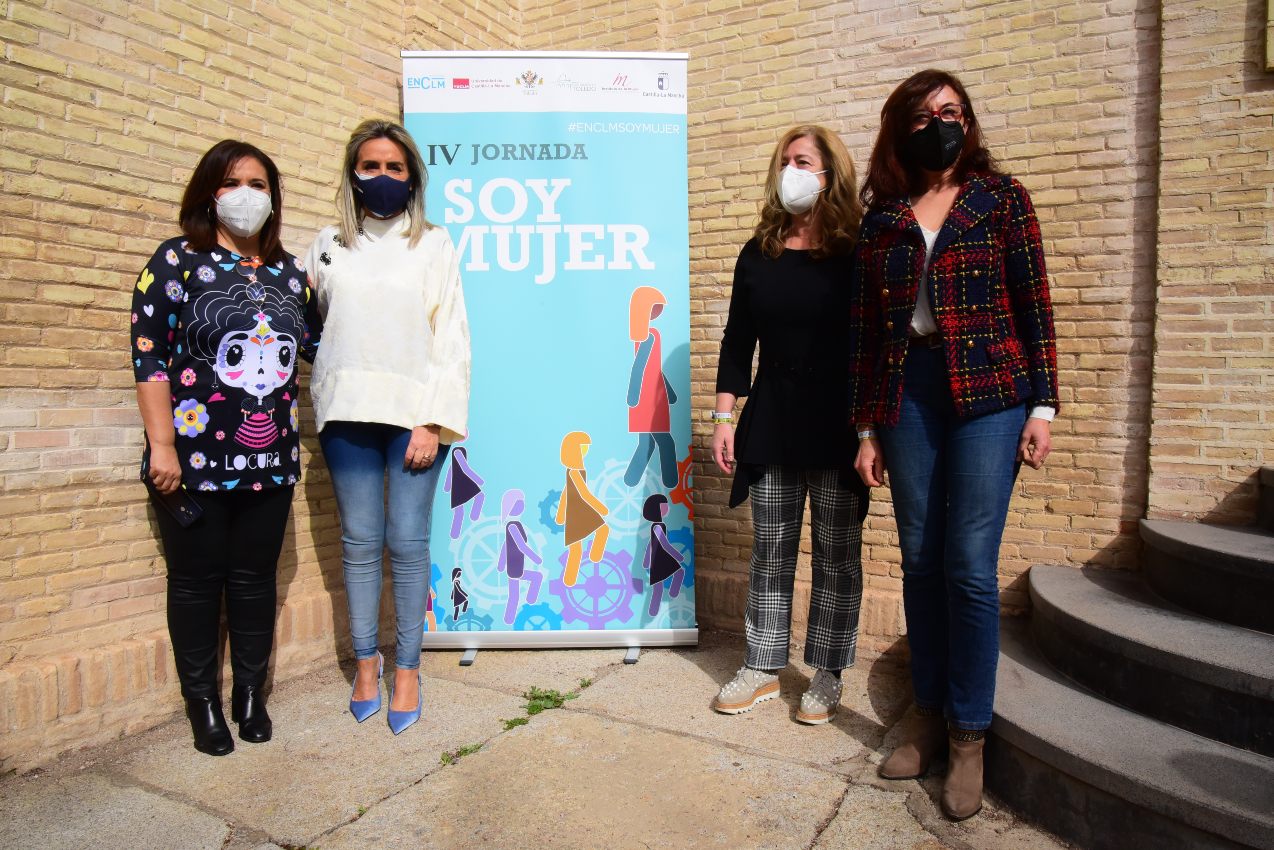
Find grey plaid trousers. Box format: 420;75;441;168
745;465;866;671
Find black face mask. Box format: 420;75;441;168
904;117;965;172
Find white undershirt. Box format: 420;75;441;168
909;225;940;337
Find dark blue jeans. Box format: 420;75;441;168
878;345;1024;730
319;422;449;670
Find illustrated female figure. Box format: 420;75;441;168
425;587;437;632
497;489;544;625
450;567;469;622
444;445;485;540
624;286;678;488
555;431;610;587
211;307;297;450
636;494;686;618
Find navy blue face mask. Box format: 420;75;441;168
354;172;412;218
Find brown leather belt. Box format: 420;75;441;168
909;333;943;349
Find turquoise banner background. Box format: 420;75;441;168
403;54;693;642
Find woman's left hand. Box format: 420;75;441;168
1017;417;1052;469
405;425;441;469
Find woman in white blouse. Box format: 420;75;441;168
306;119;471;735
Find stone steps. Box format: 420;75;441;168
987;466;1274;848
1141;518;1274;634
1259;467;1274;533
1029;564;1274;757
987;626;1274;850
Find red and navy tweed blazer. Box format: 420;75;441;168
849;172;1059;427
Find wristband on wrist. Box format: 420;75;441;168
857;428;877;440
711;411;734;424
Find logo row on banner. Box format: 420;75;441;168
402;51;688;114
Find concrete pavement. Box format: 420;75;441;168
1;631;1070;850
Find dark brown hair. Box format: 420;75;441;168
754;125;863;259
179;140;285;263
860;69;1002;209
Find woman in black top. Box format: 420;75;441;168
131;140;320;756
710;125;869;725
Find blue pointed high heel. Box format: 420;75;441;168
387;675;422;735
349;652;383;723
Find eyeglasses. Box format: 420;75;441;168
909;104;967;131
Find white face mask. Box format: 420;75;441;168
215;186;273;238
778;164;827;215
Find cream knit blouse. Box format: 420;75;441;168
304;214;471;443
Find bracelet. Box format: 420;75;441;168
711;411;734;424
857;429;877;440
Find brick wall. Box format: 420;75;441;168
2;0;1270;772
0;0;511;772
1147;0;1273;521
520;0;1164;646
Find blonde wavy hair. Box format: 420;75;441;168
754;125;862;259
336;119;432;248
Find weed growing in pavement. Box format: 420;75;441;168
522;686;579;715
502;716;530;730
440;743;483;765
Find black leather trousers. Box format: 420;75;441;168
152;486;293;698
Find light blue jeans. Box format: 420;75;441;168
877;345;1024;730
320;421;449;670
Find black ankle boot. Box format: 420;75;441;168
231;683;272;743
186;696;234;756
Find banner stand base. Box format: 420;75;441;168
459;648;478;667
421;628;698;652
623;647;641;665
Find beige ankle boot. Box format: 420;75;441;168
878;711;947;780
940;735;985;820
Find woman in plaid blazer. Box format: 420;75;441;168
849;70;1059;821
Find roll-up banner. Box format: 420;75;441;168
402;51;695;649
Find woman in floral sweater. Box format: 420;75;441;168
131;140;320;756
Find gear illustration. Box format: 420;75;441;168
538;488;563;529
592;459;660;535
448;514;550;610
663;592;697;630
512;601;563;631
670;453;694;520
549;549;636;630
451;609;494;632
665;526;696;588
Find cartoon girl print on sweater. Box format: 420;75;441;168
556;431;610;587
187;273;306;452
635;493;686;618
625;286;678;488
215;313;296;448
444;445;485;539
496;489;544;626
